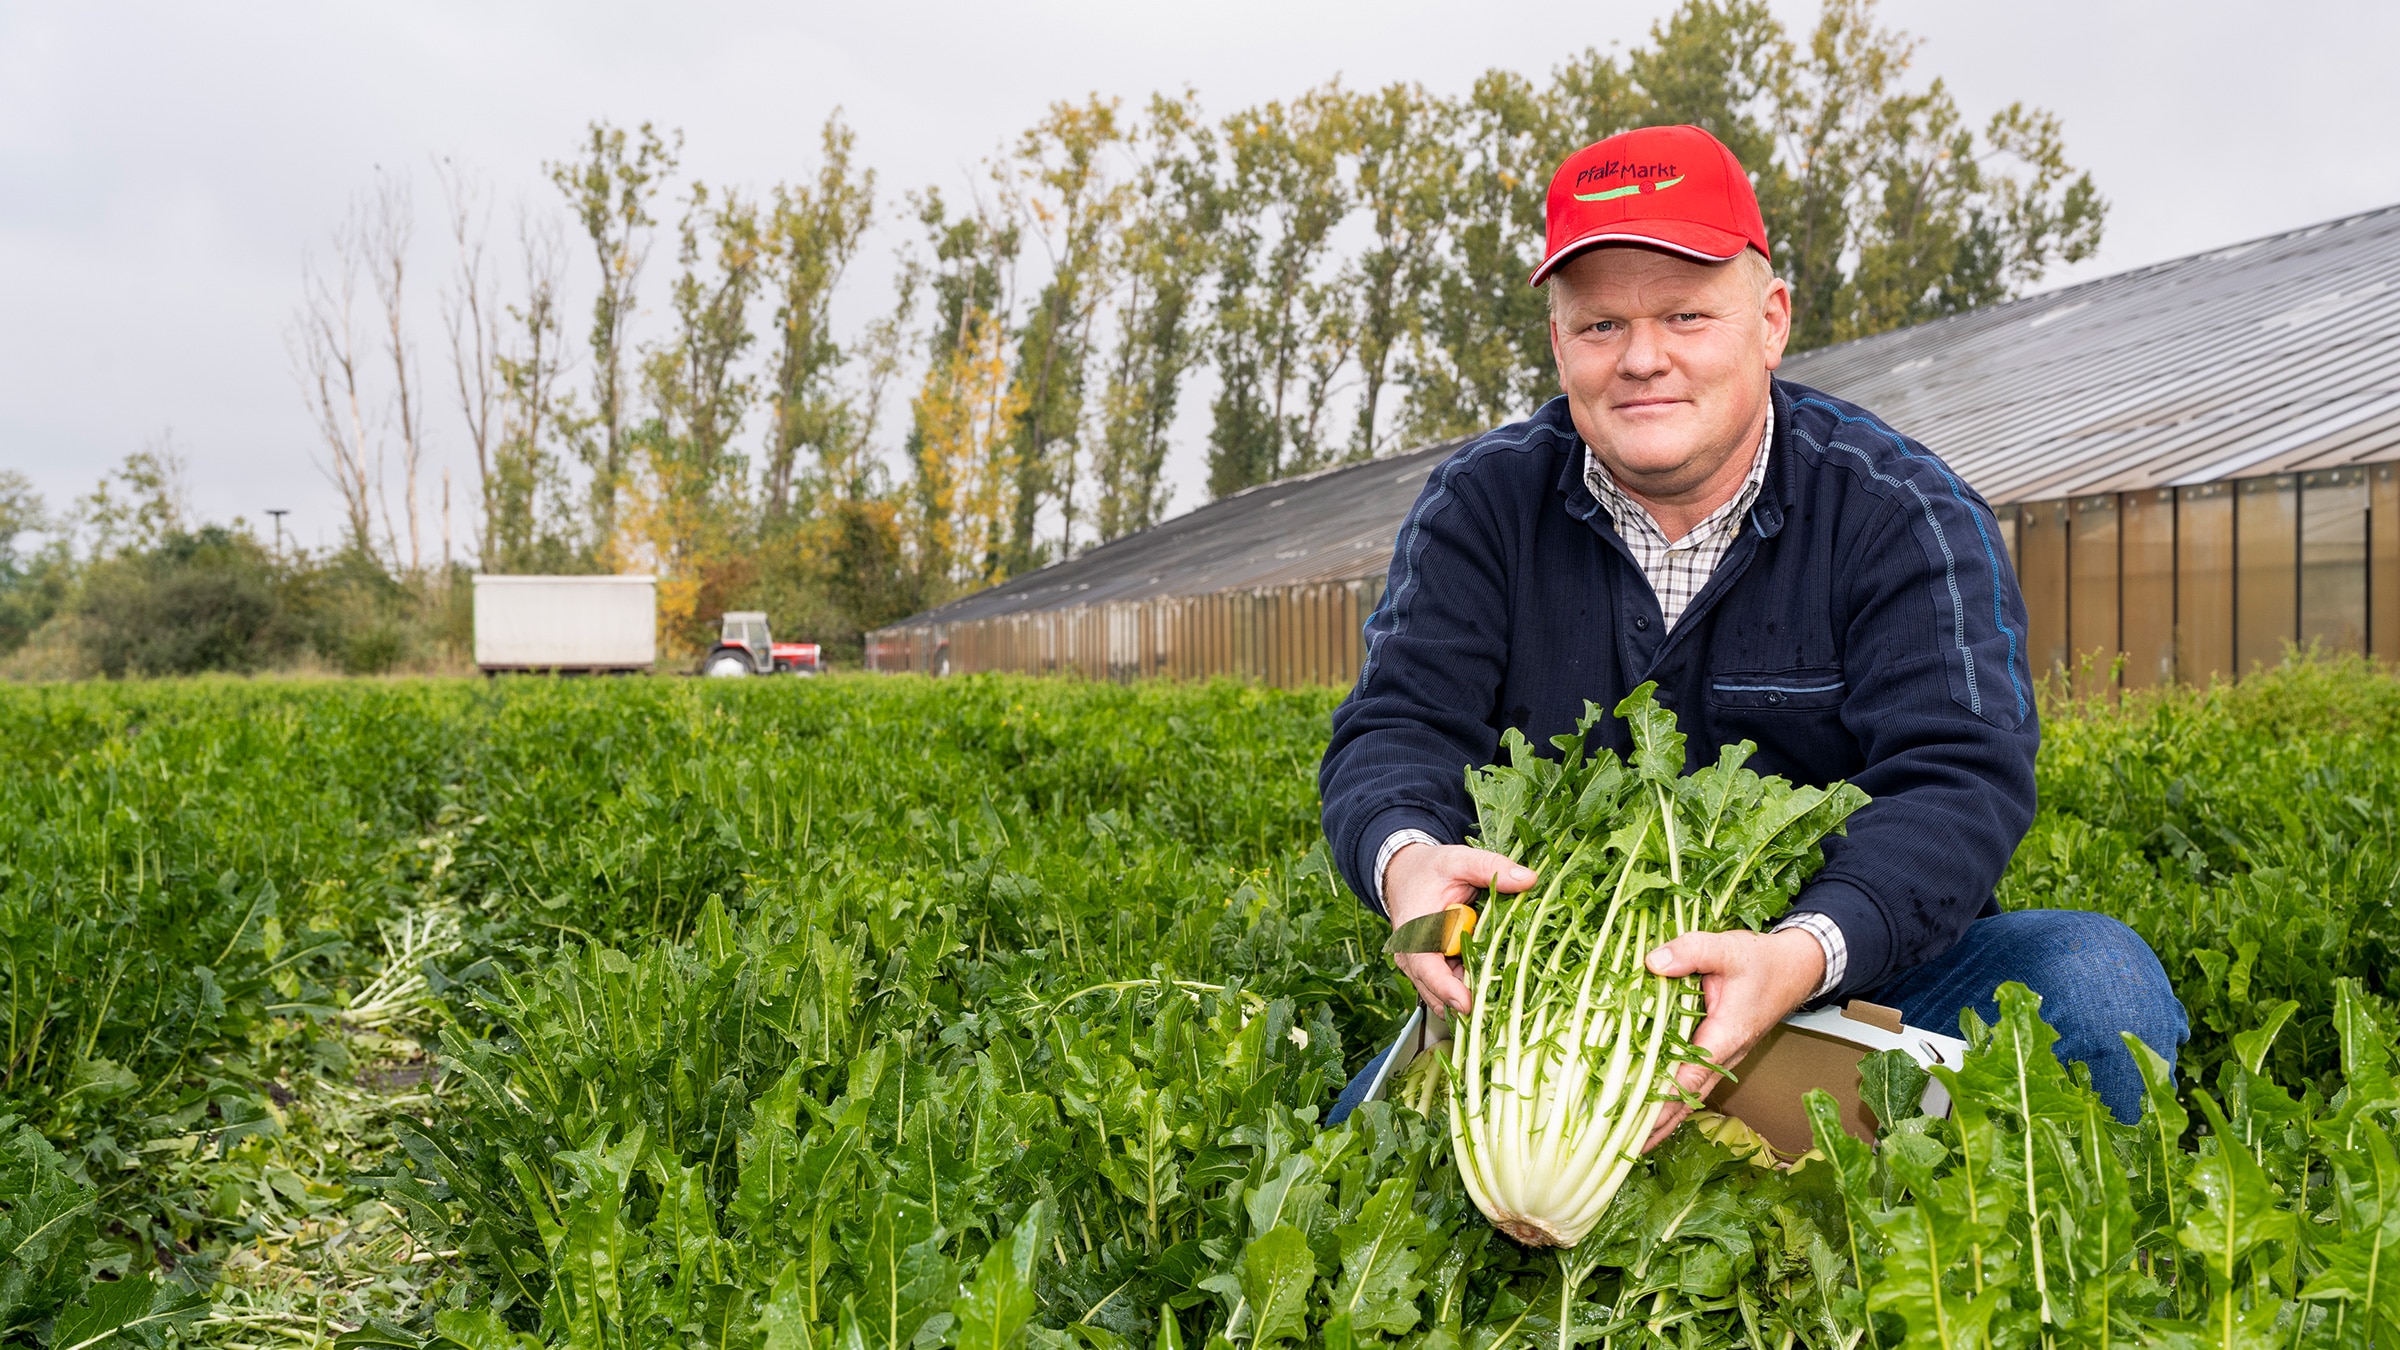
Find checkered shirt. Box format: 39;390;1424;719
1581;406;1774;632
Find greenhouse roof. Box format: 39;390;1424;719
887;203;2400;627
1774;202;2400;504
898;437;1467;624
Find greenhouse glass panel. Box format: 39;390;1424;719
2178;483;2235;684
2121;488;2177;688
2237;475;2299;675
2018;498;2070;679
2374;464;2398;660
2300;468;2368;655
2069;495;2120;693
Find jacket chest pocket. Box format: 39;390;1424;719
1707;668;1846;712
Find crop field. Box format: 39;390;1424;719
4;661;2400;1348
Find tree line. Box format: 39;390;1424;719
1;0;2103;676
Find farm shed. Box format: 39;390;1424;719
869;205;2400;688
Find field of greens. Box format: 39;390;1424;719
4;661;2400;1349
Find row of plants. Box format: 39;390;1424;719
1;659;2397;1346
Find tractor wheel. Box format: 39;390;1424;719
704;652;753;678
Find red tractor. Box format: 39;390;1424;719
702;612;822;677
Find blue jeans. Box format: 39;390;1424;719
1328;909;2187;1128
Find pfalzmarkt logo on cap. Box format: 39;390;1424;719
1573;175;1685;203
1567;158;1683;201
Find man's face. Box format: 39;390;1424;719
1547;246;1791;503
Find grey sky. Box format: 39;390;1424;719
5;0;2396;555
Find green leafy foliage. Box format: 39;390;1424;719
2004;655;2400;1090
2;659;2399;1346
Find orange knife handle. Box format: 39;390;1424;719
1440;905;1478;956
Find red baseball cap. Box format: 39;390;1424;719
1528;124;1771;285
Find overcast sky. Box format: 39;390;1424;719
5;0;2397;555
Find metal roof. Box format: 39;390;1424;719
898;437;1467;624
886;203;2400;627
1776;203;2400;502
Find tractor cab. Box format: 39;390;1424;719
703;612;822;677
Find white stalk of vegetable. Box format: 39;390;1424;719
1445;684;1866;1249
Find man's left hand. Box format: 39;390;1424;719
1638;927;1826;1152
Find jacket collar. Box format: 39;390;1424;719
1550;380;1793;541
1755;378;1793;540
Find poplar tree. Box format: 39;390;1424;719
1347;82;1455;459
630;183;764;640
485;220;575;573
1094;95;1214;541
1001;98;1126;567
1206;87;1353;494
549;121;680;557
905;190;1020;590
1403;69;1556;442
762;115;877;518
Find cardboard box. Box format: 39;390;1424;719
1362;1000;1966;1159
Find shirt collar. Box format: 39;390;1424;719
1583;402;1774;546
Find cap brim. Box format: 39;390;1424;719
1527;222;1753;286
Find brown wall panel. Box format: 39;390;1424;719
1315;586;1331;685
2018;498;2070;680
2120;488;2176;688
2301;468;2370;655
2069;495;2121;694
1335;585;1355;685
2236;475;2299;674
2177;483;2235;684
1324;587;1337;684
2376;464;2400;661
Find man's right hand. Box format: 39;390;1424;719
1384;843;1539;1014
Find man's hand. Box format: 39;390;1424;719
1638;927;1826;1152
1384;843;1538;1015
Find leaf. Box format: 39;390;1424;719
952;1202;1046;1350
757;1263;816;1350
2301;1119;2400;1341
47;1272;208;1350
2334;977;2393;1078
2178;1089;2296;1290
1858;1049;1930;1134
1615;682;1685;784
1862;1063;2026;1348
1243;1154;1330;1243
1331;1174;1429;1337
2229;998;2299;1077
2125;1032;2189;1142
1239;1224;1317;1348
332;1319;430;1350
432;1309;544;1350
0;1121;97;1323
1571;752;1626;828
1803;1090;1883;1281
850;1193;956;1350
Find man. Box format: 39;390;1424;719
1320;124;2184;1135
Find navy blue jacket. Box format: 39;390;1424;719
1319;379;2038;1000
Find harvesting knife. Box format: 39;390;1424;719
1383;905;1478;957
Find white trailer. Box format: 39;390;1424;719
472;575;657;674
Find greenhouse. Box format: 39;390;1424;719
870;204;2400;688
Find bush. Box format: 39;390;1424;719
75;527;294;676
